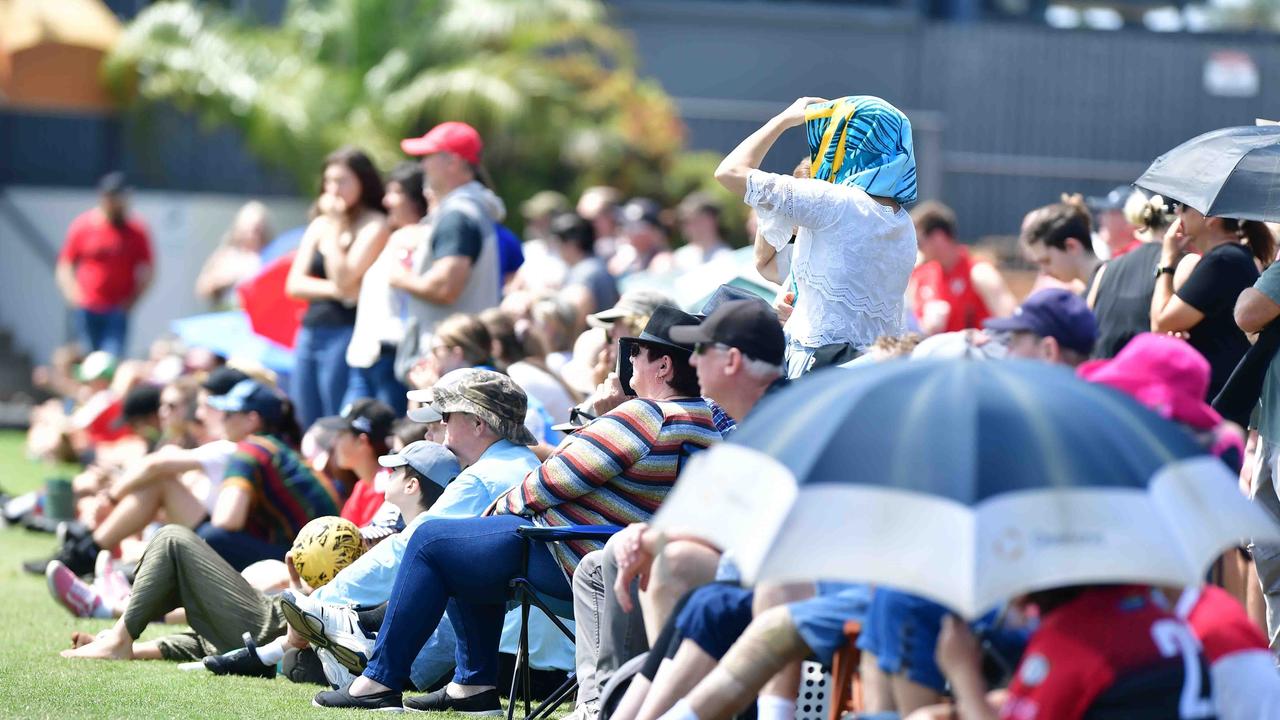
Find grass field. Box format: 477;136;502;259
0;431;504;719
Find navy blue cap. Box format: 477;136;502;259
984;289;1097;355
207;379;284;423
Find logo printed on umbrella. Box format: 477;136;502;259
992;527;1025;561
1032;530;1105;547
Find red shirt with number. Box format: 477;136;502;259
59;209;153;312
1000;585;1212;720
910;246;992;332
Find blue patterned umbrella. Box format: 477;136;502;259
654;359;1280;617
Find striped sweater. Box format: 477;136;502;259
222;435;343;547
497;397;721;576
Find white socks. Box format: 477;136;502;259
756;695;796;720
90;600;114;620
658;699;700;720
256;637;286;665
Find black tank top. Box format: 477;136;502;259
1090;242;1161;359
301;242;358;327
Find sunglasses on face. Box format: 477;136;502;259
693;342;731;356
627;343;645;359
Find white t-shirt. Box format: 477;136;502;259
187;439;238;513
746;170;916;349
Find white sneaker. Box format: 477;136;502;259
280;590;373;676
316;646;357;691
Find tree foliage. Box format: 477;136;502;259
104;0;730;230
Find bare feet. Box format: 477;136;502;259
70;631;99;648
60;625;133;660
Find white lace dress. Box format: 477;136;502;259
745;169;916;351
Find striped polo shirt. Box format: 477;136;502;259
222;434;343;547
499;397;722;576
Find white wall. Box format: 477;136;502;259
0;187;309;364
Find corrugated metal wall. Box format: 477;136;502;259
613;0;1280;239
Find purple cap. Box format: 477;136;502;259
984;289;1097;356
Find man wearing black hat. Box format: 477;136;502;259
670;299;786;426
56;172;154;356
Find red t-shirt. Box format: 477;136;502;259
1179;585;1267;662
59;209;153;311
1000;586;1212;720
340;478;386;528
910;246;993;333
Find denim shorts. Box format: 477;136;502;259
787;583;872;666
675;583;756;659
856;588;949;693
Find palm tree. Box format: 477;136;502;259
104;0;702;215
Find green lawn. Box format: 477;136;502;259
0;431;518;719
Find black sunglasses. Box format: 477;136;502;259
693;342;730;356
627;343;645;359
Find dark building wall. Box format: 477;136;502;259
610;0;1279;239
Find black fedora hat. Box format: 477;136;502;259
617;304;700;395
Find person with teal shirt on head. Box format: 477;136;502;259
715;96;918;377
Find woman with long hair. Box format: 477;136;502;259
344;162;428;415
287;147;389;427
1151;201;1274;398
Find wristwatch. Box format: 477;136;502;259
1154;264;1177;279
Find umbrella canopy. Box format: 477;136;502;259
1134;125;1280;223
170;312;295;376
238;251;305;349
653;359;1280;617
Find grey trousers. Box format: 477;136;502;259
1251;437;1280;655
123;525;287;661
572;536;649;717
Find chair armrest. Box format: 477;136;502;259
517;524;624;543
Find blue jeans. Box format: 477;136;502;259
344;345;407;417
292;323;353;429
363;515;571;690
194;523;290;571
74;307;128;356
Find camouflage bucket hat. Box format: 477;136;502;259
430;368;537;446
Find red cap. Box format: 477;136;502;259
400;122;483;164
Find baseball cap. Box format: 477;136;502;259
621;198;664;231
669;299;785;366
984;288;1097;356
201;367;250;396
1087;185;1132;214
400;121;483;164
405;388;443;424
586;288;674;329
429;368;536;446
378;440;462;489
206;379;284;423
121;383;162;422
340;398;396;440
521;190;569;221
76;351;117;382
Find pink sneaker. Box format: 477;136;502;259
46;560;103;618
93;551;131;609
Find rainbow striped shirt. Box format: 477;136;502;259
498;397;722;576
223;435;342;547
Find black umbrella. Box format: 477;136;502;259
1134;125;1280;222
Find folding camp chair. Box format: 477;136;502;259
507;524;623;720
